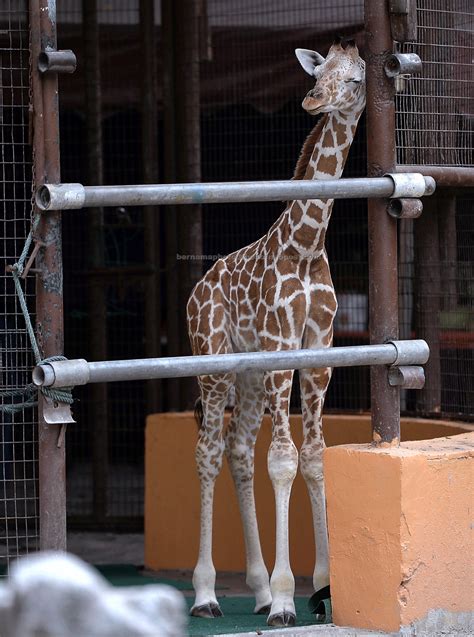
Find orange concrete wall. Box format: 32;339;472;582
144;412;470;577
324;433;474;632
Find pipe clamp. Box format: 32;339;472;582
385;172;431;198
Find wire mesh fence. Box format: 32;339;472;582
201;0;367;412
0;3;39;573
58;2;147;524
396;0;473;167
52;0;472;528
55;0;368;527
396;0;473;420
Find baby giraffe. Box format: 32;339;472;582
186;38;366;627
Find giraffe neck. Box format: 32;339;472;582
279;107;364;257
304;108;362;180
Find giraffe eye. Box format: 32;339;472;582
345;78;361;84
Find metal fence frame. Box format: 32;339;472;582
29;0;66;552
21;0;473;551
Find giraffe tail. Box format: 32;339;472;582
194;397;204;430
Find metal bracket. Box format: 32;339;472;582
38;49;77;74
388;365;425;389
384;53;422;78
41;395;76;426
387;198;423;219
389;0;417;42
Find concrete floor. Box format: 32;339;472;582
67;531;145;565
66;531;315;597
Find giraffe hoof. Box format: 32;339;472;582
190;602;223;618
255;604;271;615
267;611;296;627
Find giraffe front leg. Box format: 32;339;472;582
265;370;298;627
191;376;232;618
299;367;332;594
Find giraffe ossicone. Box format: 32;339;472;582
186;38;366;627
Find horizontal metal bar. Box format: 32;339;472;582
33;340;430;389
396;165;474;188
36;174;435;211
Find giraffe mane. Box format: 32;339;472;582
292;114;329;180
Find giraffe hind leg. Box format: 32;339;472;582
191;372;234;619
224;372;272;614
299;366;332;594
265;369;298;627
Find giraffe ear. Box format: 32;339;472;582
295;49;325;77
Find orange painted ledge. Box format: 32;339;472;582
324;433;474;632
145;412;471;580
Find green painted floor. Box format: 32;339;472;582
185;596;323;636
97;563;193;590
100;564;324;636
2;563;325;635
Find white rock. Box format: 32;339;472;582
0;552;187;637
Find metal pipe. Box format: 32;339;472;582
36;174;435;211
33;340;430;389
395;165;474;189
365;0;401;446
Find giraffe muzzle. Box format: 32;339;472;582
302;95;326;114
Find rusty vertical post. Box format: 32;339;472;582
31;0;66;550
414;197;441;414
365;0;400;445
83;0;108;522
438;195;457;310
162;0;202;409
175;0;203;410
398;217;414;412
140;0;161;414
162;0;179;410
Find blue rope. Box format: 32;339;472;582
1;217;74;416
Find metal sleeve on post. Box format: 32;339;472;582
388;366;425;389
385;172;431;198
32;363;56;387
387;339;430;366
387;198;423;219
38;49;77;74
384;53;422;77
33;359;90;388
36;183;85;211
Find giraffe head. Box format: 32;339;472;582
295;38;365;116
